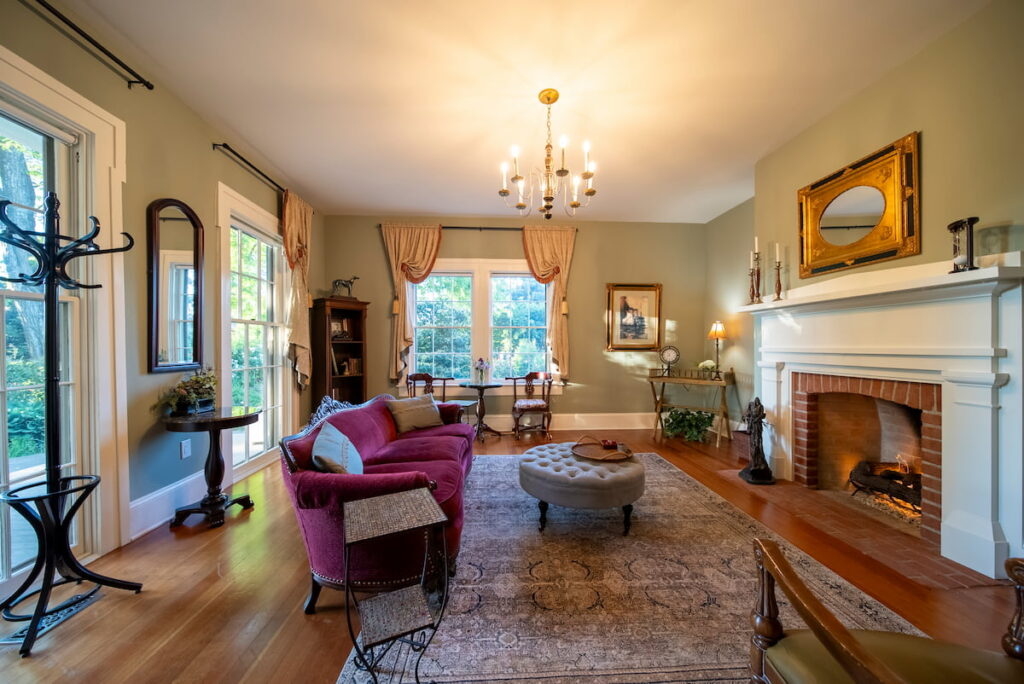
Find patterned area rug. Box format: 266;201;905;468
339;452;920;683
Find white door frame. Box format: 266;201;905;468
0;45;131;555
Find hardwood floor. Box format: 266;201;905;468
0;430;1015;682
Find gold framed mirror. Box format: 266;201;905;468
798;132;920;278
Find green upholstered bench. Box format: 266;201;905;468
749;539;1024;684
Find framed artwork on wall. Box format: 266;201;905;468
606;283;662;351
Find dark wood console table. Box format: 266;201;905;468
458;382;503;442
163;407;260;529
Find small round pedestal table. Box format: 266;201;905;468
458;382;502;442
163;407;260;529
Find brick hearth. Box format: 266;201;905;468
791;373;942;547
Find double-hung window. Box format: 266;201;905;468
410;259;551;384
0;109;82;587
226;212;287;467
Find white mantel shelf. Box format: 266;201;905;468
739;252;1023;314
740;251;1024;578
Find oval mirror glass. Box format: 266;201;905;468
148;199;203;372
819;185;885;246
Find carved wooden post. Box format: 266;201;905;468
750;541;784;682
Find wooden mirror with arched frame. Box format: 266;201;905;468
798;132;920;278
147;198;204;373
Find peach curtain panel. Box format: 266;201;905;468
523;225;576;380
282;190;314;388
382;222;443;382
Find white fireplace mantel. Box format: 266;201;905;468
741;252;1024;578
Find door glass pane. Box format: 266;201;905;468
5;299;44;387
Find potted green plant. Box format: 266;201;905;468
155;368;217;416
663;408;715;442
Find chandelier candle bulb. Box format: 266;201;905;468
754;236;759;253
583;140;591;170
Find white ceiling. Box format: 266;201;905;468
67;0;985;223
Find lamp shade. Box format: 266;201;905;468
707;321;727;340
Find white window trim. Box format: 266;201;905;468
0;45;130;552
216;183;294;484
406;257;561;398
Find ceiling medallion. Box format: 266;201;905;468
497;89;597;220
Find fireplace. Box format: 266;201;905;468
792;375;940;541
741;252;1022;577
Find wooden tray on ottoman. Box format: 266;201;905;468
571;436;634;462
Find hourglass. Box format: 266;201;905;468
948;216;979;273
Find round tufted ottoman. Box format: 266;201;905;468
519;442;646;535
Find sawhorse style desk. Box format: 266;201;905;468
647;368;736;446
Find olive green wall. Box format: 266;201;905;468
318;216;708;416
0;0;324;499
703;198;755;423
754;0;1024;283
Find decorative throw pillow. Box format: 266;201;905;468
386;394;443;433
310;422;363;474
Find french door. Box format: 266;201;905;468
0;109;85;596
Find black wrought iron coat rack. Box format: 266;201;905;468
0;193;142;656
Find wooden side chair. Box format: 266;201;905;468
506;372;554;440
750;537;1024;683
406;372;476;421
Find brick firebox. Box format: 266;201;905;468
791;373;942;547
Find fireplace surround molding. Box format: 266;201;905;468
741;252;1023;578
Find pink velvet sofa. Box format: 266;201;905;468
279;395;473;612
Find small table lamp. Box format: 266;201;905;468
707;321;727;372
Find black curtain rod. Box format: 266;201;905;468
31;0;154;90
442;226;522;232
440;226;577;232
212;143;286;194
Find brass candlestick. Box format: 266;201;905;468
748;267;756;304
773;260;782;301
753;252;763;304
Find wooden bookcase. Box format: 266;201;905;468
311;298;369;405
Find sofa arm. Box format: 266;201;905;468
291;469;432;510
437;402;462;424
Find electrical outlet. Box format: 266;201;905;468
179;439;192;460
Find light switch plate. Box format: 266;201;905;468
180;439;191;460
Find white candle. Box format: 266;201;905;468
583;140;591;171
750;251;754;269
511;145;520;177
500;162;508;190
559;134;568;169
572;175;580;201
516;178;524;202
754;236;759;253
775;243;780;262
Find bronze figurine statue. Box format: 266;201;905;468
331;275;359;299
739;397;775;485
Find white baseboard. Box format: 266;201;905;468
483;412;657;432
128;470;208;540
128;447;281;541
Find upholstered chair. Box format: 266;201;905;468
750;538;1024;683
506;372;554;439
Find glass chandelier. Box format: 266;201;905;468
497;88;597;219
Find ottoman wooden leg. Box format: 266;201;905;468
538;500;548;531
623;504;634;536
